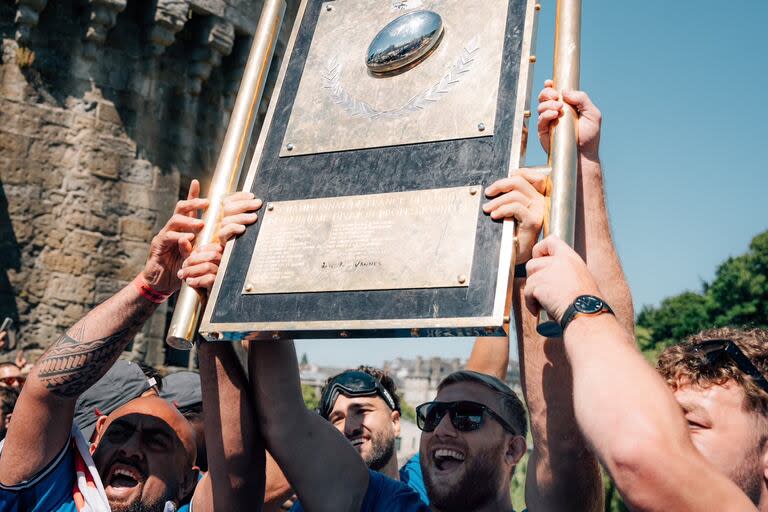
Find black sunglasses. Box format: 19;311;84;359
415;400;518;435
318;371;398;419
692;339;768;394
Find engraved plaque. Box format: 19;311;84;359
244;187;481;294
280;0;509;156
201;0;537;340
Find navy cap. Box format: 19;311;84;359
160;371;202;411
74;359;156;441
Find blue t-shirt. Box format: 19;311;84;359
290;469;428;512
0;441;77;512
399;453;429;505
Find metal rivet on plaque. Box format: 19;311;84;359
267;203;274;211
410;328;419;337
485;326;495;334
529;55;537;63
326;4;333;11
286;143;294;151
458;275;467;284
469;187;478;195
535;3;541;11
340;330;349;337
245;283;254;292
210;332;222;340
477;122;486;132
524;110;531;118
272;332;280;340
504;315;511;323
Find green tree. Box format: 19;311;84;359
708;231;768;327
301;383;320;411
398;394;417;423
637;229;768;356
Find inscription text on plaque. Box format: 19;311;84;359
243;187;481;294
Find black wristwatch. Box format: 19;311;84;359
560;295;614;333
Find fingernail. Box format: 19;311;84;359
482;203;491;212
177;270;183;278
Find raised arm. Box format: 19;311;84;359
482;84;635;512
248;340;368;512
0;181;208;485
525;236;756;511
189;191;266;511
192;341;265;511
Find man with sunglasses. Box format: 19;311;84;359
523;234;759;510
416;370;528;512
0;363;24;391
656;328;768;509
313;346;533;501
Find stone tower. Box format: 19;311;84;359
0;0;297;367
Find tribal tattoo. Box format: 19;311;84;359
37;323;137;398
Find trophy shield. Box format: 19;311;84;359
201;0;539;341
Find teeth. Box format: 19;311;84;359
435;448;465;461
114;468;139;481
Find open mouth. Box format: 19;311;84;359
105;461;145;499
432;448;466;471
347;435;367;449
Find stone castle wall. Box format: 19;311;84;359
0;0;297;367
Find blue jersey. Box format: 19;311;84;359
0;441;77;512
399;453;429;505
290;469;428;512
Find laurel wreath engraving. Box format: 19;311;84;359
321;36;480;120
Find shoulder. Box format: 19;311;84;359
0;440;76;511
399;454;429;505
290;470;428;512
362;470;429;511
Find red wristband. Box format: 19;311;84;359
133;275;172;304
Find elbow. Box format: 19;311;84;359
603;433;674;509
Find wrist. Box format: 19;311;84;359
579;154;601;173
133;274;172;304
560;294;614;333
564;311;615;341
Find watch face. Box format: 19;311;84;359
574;295;604;314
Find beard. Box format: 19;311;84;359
110;499;171;512
729;444;764;505
362;428;396;471
422;443;506;512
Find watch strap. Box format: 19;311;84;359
560;296;614;333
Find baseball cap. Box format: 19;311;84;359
74;359;158;440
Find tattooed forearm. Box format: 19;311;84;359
36;292;158;398
36;327;133;398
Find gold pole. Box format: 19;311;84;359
537;0;581;337
166;0;286;349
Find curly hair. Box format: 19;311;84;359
657;327;768;415
320;365;401;413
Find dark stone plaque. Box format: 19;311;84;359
202;0;538;340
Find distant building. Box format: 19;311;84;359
384;355;522;407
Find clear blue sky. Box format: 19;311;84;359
296;0;768;367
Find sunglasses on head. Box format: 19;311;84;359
692;339;768;394
415;400;518;435
318;371;398;419
0;376;25;387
